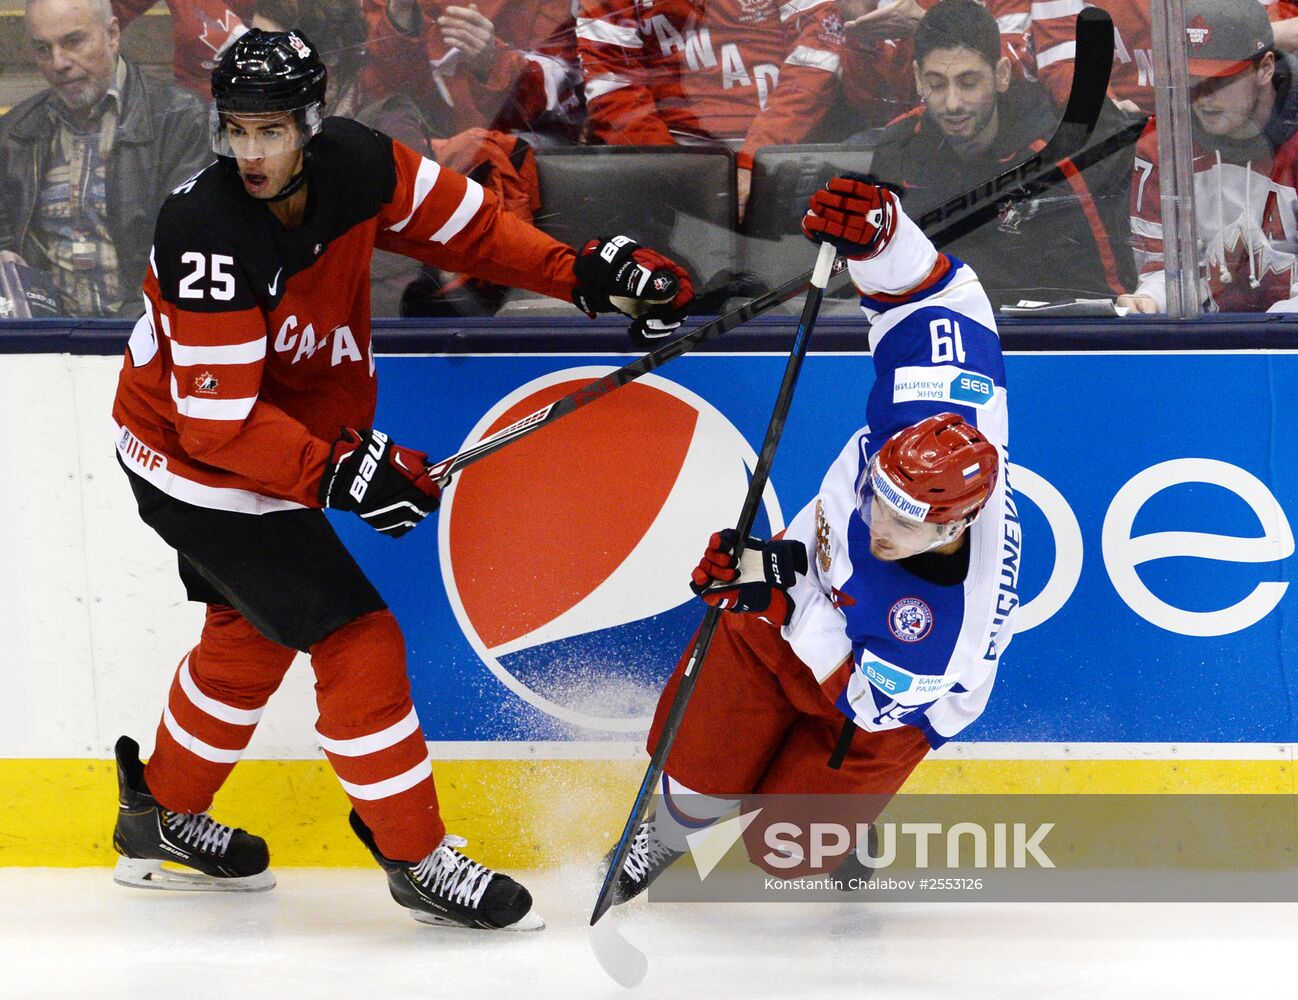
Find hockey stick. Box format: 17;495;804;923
425;12;1114;486
588;7;1116;930
424;256;848;484
590;240;837;929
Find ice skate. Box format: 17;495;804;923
111;736;274;892
600;815;685;905
349;810;543;931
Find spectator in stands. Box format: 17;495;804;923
1032;0;1298;118
867;0;1134;309
247;0;546;316
0;0;209;318
577;0;847;221
111;0;254;99
837;0;1034;128
1119;0;1298;314
249;0;432;151
370;0;583;142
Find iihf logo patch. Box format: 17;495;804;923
888;597;933;642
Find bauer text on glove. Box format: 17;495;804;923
689;528;808;626
318;428;442;538
572;235;695;349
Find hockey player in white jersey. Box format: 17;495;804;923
605;176;1020;900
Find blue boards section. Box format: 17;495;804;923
324;350;1298;743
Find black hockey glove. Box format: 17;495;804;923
573;235;695;350
690;528;808;627
318;428;442;538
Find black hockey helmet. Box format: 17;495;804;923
209;29;327;156
212;29;327;113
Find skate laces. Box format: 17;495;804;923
411;834;494;909
624;820;677;882
164;811;234;856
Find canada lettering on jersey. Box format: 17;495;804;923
646;15;781;105
272;315;366;369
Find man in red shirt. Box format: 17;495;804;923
109;29;692;931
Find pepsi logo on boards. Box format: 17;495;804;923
438;369;785;733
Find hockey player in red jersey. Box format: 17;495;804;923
576;0;847;217
1118;0;1298;314
109;29;693;931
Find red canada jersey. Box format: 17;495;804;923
1034;0;1287;115
1129;118;1298;312
362;0;583;136
112;118;578;514
112;0;257;98
577;0;847;168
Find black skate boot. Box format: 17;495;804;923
112;735;274;892
349;809;543;931
831;824;879;891
600;814;685;905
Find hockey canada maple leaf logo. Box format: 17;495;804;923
194;371;219;393
1185;16;1212;49
198;10;246;59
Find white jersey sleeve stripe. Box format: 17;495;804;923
1130;217;1164;239
170;375;257;421
576;16;644;47
387;156;443;234
316;708;422;757
779;0;827;21
785;45;841;73
1036;40;1077;69
336;757;434;801
1030;0;1085;18
170;337;266;367
429;178;485;244
585;73;634;101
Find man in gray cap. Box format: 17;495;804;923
1119;0;1298;313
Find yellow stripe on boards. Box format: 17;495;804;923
0;756;1292;868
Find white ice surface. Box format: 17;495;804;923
1;867;1296;1000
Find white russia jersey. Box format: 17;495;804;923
780;223;1020;748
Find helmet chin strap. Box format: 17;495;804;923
265;167;307;202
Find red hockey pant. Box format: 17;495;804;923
649;611;931;870
145;605;444;861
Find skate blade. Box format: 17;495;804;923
409;908;546;932
113;857;276;892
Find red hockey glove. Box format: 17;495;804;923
689;528;808;627
802;174;902;260
573;235;695;350
318;428;442;538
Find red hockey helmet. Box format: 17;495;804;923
869;413;999;525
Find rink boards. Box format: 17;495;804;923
2;343;1296;867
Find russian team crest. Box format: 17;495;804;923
440;368;785;734
888;597;933;643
